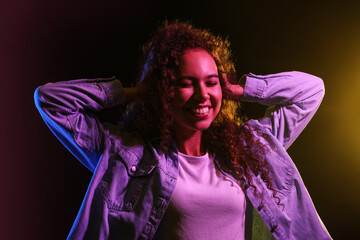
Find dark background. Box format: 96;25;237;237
1;0;359;239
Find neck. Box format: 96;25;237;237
173;127;204;156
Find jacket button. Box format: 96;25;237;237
144;224;152;235
131;166;136;172
270;225;278;233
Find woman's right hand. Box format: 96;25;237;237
123;80;148;103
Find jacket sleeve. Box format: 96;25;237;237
241;71;325;149
34;77;125;172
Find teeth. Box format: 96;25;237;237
192;107;209;114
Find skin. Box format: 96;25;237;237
124;48;244;156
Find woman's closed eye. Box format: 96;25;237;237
206;80;219;86
177;80;193;87
205;74;219;86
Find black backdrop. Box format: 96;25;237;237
1;0;359;239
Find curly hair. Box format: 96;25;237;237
122;20;281;206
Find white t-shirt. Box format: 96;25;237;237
157;152;246;240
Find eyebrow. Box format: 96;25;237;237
178;74;219;81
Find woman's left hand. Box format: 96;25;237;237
214;56;244;99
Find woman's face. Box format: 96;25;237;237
171;48;222;134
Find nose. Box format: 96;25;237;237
194;83;210;100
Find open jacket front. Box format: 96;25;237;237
35;71;332;240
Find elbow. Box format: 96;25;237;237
292;71;325;98
34;83;55;107
319;77;325;99
34;86;44;110
34;84;52;112
310;73;325;100
34;86;50;121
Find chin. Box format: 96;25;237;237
192;122;213;131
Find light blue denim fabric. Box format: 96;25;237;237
34;71;332;240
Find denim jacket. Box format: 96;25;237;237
34;71;332;240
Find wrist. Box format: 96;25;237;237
229;84;244;99
123;87;139;103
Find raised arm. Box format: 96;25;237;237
34;77;139;172
241;71;325;149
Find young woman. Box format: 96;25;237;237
35;21;332;239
